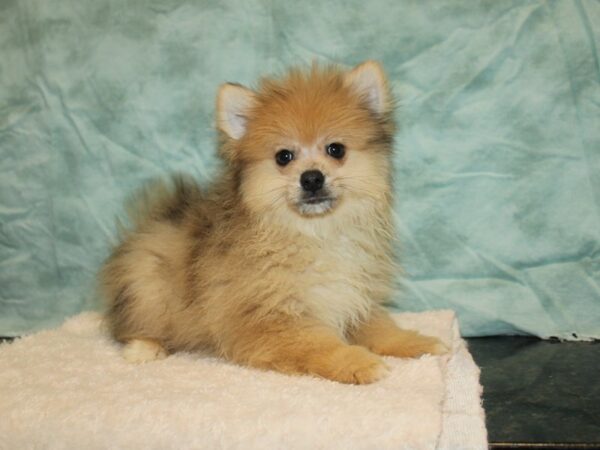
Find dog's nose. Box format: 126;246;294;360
300;170;325;193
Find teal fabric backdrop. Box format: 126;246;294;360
1;0;599;338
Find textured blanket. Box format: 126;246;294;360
0;310;486;449
1;0;599;340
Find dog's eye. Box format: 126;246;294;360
275;149;294;166
326;142;345;159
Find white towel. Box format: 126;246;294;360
0;311;486;449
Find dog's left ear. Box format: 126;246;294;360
217;83;256;140
344;61;390;115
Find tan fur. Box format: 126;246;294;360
99;61;445;384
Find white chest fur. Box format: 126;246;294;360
303;232;380;337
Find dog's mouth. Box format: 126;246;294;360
302;196;334;205
295;193;337;216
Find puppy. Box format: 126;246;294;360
100;61;446;384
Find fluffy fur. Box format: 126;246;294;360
100;61;446;384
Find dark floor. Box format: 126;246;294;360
467;337;600;449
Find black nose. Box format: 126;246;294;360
300;170;325;193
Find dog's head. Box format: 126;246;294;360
216;61;395;224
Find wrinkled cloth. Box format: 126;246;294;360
0;0;599;338
0;310;486;450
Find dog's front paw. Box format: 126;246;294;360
321;345;389;384
122;339;167;364
387;333;449;358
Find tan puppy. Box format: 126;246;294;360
100;61;446;384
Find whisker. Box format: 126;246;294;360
243;185;287;200
340;184;379;197
264;193;288;210
335;175;381;181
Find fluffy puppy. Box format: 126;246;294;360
100;61;446;384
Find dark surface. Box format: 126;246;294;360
467;337;600;448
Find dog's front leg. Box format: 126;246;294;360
349;308;448;358
223;318;388;384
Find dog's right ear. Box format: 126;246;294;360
217;83;256;140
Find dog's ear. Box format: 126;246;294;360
344;61;390;115
217;83;256;140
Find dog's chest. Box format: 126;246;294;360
302;234;381;335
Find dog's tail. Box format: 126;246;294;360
119;174;202;234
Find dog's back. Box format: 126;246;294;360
100;177;206;346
